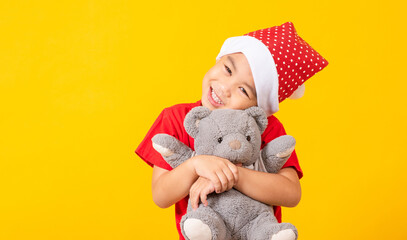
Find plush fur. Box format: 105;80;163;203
152;106;298;240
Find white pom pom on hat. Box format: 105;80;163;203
216;22;328;116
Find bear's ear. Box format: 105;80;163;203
245;106;268;134
184;106;211;138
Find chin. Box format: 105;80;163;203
201;99;214;110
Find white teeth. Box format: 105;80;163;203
211;89;223;104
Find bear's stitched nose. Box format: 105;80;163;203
229;140;241;150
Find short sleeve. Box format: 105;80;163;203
135;108;180;171
261;116;303;179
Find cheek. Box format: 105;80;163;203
202;72;209;86
242;95;258;108
206;64;223;80
201;75;210;96
201;68;216;90
230;95;257;109
247;99;258;108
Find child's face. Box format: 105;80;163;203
201;53;257;111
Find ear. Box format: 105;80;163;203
184;106;212;138
244;106;268;134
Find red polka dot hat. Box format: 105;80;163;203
216;22;328;115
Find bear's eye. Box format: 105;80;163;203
218;137;223;143
246;136;251;141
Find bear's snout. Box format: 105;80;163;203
228;140;241;150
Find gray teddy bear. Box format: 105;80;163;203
152;106;298;240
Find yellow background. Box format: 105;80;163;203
1;0;406;239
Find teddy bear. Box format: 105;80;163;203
152;106;298;240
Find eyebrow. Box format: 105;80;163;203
227;55;237;73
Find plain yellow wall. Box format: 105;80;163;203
1;0;406;239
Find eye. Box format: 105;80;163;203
246;136;251;141
224;64;232;75
240;87;249;97
218;137;223;143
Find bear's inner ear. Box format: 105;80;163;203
244;106;268;134
184;106;211;138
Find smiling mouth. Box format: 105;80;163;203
209;87;224;106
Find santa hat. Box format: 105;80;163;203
216;22;328;115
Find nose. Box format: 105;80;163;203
215;78;232;98
229;140;241;150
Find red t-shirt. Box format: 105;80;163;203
136;100;303;239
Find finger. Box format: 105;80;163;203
201;191;208;207
209;173;222;193
222;168;235;190
227;162;239;184
215;171;228;193
189;190;198;210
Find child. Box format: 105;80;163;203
136;22;328;240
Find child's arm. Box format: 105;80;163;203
234;167;301;207
189;166;301;208
152;164;196;209
151;155;239;208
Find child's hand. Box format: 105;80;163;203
191;155;239;193
189;177;215;210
